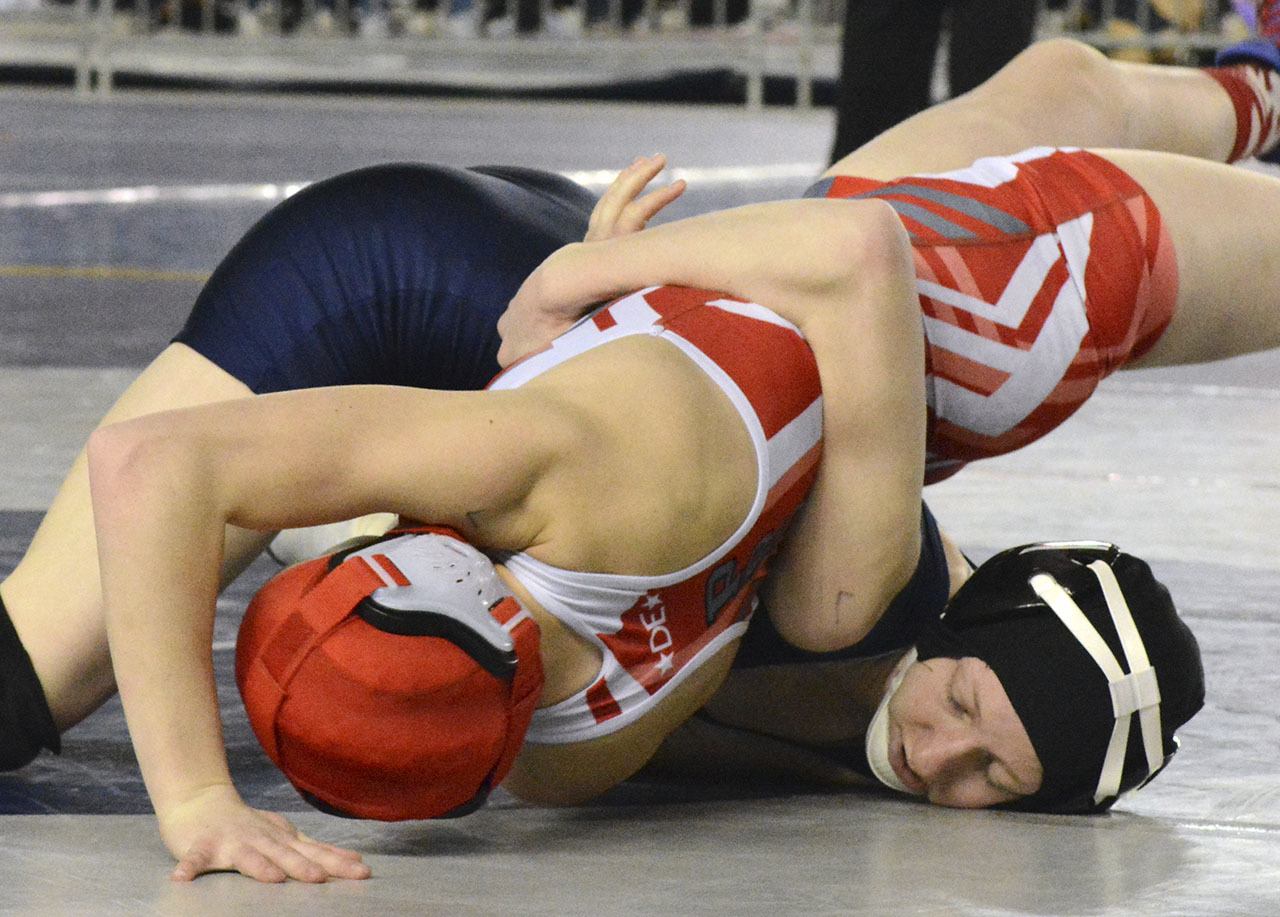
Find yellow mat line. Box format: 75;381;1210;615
0;265;211;282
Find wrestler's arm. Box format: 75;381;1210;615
85;385;579;882
497;197;899;365
756;210;927;650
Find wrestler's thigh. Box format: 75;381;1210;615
2;344;268;729
827;38;1225;182
1097;149;1280;367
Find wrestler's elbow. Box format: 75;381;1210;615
760;576;878;653
793;199;913;316
827;198;909;274
86;421;152;503
772;608;877;654
86;418;209;517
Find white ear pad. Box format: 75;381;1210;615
865;647;921;795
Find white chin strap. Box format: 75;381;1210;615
1029;561;1164;805
865;647;921;795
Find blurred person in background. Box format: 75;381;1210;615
830;0;1039;161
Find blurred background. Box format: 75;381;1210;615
0;0;1258;109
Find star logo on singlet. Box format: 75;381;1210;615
655;652;674;676
643;594;662;609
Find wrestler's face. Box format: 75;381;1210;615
886;656;1042;808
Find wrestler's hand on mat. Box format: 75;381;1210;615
584;154;686;242
160;783;371;883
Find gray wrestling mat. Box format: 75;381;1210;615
1;88;1277;914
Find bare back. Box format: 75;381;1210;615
505;333;757;579
493;333;759;709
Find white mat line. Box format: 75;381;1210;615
0;182;311;209
945;466;1258;489
564;163;822;187
4;158;1271;211
1108;379;1280;401
1173;819;1280;837
0;163;823;210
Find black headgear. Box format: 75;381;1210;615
916;542;1204;814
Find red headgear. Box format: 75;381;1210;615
235;527;544;821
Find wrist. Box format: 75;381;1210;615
155;778;240;823
550;240;633;313
545;242;592;311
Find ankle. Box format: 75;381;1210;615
1205;63;1280;161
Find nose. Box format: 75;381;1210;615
908;724;983;788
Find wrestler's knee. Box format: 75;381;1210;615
998;38;1112;90
974;38;1131;139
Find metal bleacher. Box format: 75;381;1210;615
0;1;1256;107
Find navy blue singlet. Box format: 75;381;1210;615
175;163;595;393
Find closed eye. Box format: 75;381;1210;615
986;761;1024;799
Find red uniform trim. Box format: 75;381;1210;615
587;678;623;724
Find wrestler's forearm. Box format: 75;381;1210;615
87;429;234;818
536;198;900;322
88;422;381;882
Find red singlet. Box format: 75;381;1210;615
808;147;1179;483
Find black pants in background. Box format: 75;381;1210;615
830;0;1039;163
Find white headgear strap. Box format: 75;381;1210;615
349;533;524;654
865;647;920;795
1029;560;1163;805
